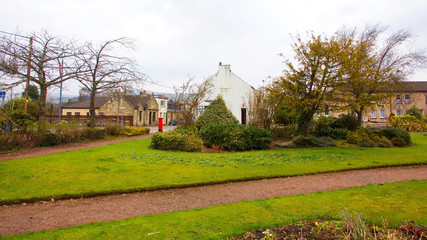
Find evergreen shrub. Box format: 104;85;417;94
199;122;272;151
151;131;203;152
292;135;336;148
194;95;238;130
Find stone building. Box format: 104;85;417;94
61;91;160;126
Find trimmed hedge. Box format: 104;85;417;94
151;131;203;152
199;122;272;151
120;126;146;136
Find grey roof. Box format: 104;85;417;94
405;81;427;92
62;97;109;109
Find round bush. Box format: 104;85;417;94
151;132;203;152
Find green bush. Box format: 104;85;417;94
334;114;358;131
292;135;336;148
35;132;60;147
199;122;272;151
314;116;337;131
194;95;238;130
390;115;427;132
105;124;123;135
173;126;198;136
121;126;146;136
347;127;411;147
151;132;203;152
81;128;106;140
0;132;34;151
346;128;370;144
314;127;348;140
270;125;294;140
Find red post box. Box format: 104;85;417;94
158;117;163;132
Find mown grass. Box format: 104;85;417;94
0;134;426;204
4;180;426;239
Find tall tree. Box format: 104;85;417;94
76;38;144;127
268;34;342;135
335;25;427;126
0;31;80;131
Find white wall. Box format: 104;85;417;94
201;63;254;124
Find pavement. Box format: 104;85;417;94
145;125;176;133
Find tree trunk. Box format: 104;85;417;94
89;92;96;128
355;108;364;127
38;84;48;132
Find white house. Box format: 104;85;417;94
200;63;255;124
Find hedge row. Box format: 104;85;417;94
0;125;148;152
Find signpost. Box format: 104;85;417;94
0;91;5;107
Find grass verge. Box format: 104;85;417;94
4;180;427;239
1;134;426;204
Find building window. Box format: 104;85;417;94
371;110;377;119
99;112;105;116
396;109;402;116
420;109;425;115
67;112;72;116
152;112;156;122
75;112;80;116
404;93;411;103
396;94;401;104
160;100;165;106
380;109;386;119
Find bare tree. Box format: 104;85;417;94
0;30;81;131
173;76;213;127
76;38;145;127
247;85;277;130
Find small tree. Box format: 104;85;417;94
194;95;238;129
246;86;276;130
173;76;213;127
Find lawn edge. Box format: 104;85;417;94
1;163;425;205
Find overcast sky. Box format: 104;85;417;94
1;0;427;97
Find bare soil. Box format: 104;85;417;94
1;165;426;236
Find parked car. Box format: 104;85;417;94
168;119;181;126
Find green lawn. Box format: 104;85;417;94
1;134;426;204
5;180;426;239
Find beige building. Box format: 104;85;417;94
327;81;427;125
62;91;160;126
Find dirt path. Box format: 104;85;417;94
1;165;426;236
0;134;153;162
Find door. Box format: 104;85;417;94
241;108;247;125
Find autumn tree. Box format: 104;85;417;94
0;30;80;131
76;38;144;128
268;33;342;135
334;25;427;126
173;76;213;127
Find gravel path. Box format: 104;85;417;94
1;165;426;236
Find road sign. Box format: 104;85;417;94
0;91;5;99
